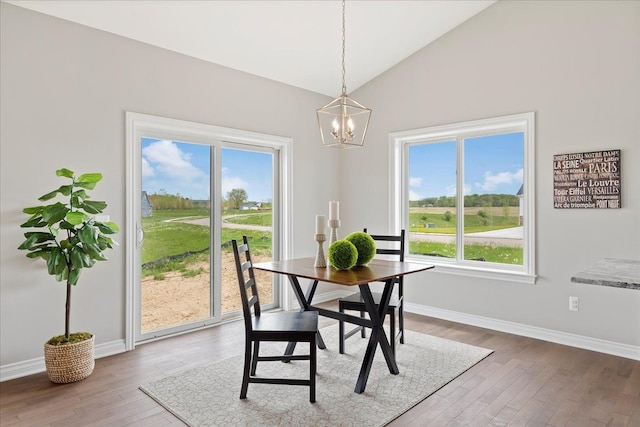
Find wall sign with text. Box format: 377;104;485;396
553;149;621;209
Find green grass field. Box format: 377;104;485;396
225;212;272;226
141;209;272;276
409;241;523;265
141;207;523;276
408;209;519;234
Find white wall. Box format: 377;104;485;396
0;3;338;370
340;0;640;349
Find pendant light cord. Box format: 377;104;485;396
341;0;347;96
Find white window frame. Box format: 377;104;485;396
125;112;293;350
390;112;536;284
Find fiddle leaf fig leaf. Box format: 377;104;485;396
18;232;55;250
66;211;88;226
96;221;119;234
78;224;98;244
84;243;107;261
76;173;102;190
39;190;60;201
59;220;75;230
68;268;81;286
82;200;107;214
57;185;73;196
23;206;43;215
70;247;91;268
56;168;74;178
42;203;69;224
20;216;46;228
46;247;66;276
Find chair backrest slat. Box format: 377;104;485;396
364;228;405;262
246;294;258;309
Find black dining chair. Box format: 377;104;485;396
338;229;406;355
232;236;319;403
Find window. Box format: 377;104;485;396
390;113;535;283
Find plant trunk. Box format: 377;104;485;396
65;278;71;339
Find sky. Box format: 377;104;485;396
408;132;524;200
141;132;522;202
141;138;273;202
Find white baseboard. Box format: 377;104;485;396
405;302;640;361
5;296;637;381
1;339;127;382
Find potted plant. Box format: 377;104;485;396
18;168;119;383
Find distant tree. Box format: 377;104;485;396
149;192;193;210
443;211;452;222
227;188;248;210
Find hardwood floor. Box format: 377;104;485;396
1;302;639;426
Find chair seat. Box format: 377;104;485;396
252;311;318;336
339;291;401;310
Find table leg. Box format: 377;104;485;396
285;277;326;359
354;280;399;393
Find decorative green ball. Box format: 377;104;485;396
328;240;358;270
345;231;377;265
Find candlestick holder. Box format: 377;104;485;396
328;219;341;245
314;233;327;268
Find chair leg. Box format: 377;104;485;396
240;339;252;399
310;340;316;403
250;341;260;376
399;302;404;344
339;303;345;354
389;307;396;356
359;310;366;338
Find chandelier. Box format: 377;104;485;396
316;0;371;148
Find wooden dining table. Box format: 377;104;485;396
252;257;434;393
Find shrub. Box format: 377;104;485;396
344;231;376;266
328;240;358;270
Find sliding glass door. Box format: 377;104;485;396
127;113;286;344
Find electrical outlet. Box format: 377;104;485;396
569;296;579;312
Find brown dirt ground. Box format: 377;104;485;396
141;252;272;333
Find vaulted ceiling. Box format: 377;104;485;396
6;0;496;96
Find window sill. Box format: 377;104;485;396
406;256;537;285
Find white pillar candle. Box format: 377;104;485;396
329;201;339;221
316;215;326;234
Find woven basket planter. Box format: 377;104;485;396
44;335;95;383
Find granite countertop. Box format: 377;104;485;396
571;258;640;290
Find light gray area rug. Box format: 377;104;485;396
140;324;492;427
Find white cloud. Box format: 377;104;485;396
439;183;471;197
142;140;205;182
142;140;209;197
409;176;422;187
221;167;249;197
409;190;422;201
141;157;154;178
476;168;523;191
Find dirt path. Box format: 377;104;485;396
179;214;271;231
141;252;272;333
